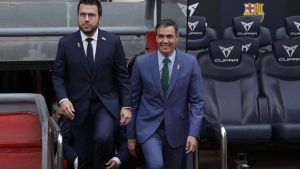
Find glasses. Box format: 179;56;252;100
78;13;97;20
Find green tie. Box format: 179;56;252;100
161;57;170;96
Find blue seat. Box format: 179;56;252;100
187;16;217;56
260;39;300;142
223;16;272;52
198;39;272;168
275;16;300;40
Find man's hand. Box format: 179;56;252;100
128;139;138;158
105;159;118;169
185;136;198;154
120;107;132;126
60;99;75;120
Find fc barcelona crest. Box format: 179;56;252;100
243;3;265;22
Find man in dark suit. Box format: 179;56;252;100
52;0;131;168
127;19;205;169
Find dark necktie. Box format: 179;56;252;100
86;38;94;70
161;57;170;96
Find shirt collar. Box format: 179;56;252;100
158;50;176;64
80;29;99;42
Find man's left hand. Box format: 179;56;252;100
105;159;118;169
185;136;198;154
120;107;132;126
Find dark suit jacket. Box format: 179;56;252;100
128;50;205;148
52;29;130;125
61;117;130;168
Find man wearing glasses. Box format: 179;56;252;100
52;0;132;168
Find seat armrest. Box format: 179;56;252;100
49;116;63;169
258;96;269;123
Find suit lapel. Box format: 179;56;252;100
165;51;182;100
150;51;165;99
75;31;92;76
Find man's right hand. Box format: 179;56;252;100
128;139;138;158
60;99;75;120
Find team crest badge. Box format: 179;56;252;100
243;3;265;22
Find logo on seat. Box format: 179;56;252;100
219;46;234;58
242;43;252;52
188;21;199;31
293;21;300;31
283;45;298;57
241;21;254;32
178;2;199;16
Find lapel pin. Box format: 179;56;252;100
77;42;81;48
177;64;181;70
101;37;106;41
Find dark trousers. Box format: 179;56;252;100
72;98;115;169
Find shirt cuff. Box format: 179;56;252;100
59;98;69;105
112;157;121;167
121;107;132;110
74;157;78;169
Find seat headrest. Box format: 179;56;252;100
285;16;300;38
273;39;300;66
233;16;260;38
187;16;207;39
238;37;259;58
209;39;242;67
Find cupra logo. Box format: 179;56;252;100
177;2;199;17
241;21;254;32
219;46;234;58
188;21;199;31
282;45;298;57
242;43;252;52
293;21;300;31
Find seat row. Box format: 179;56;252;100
197;38;300;169
187;15;300;55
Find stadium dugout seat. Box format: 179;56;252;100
223;15;272;52
198;39;272;169
0;93;63;169
187;16;217;56
275;16;300;40
238;37;261;72
260;39;300;142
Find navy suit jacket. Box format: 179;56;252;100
52;29;130;125
128;50;205;148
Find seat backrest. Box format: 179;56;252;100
0;111;41;146
223;16;272;52
275;16;300;40
260;39;300;123
187;16;217;56
198;39;260;124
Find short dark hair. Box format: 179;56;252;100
155;18;178;34
77;0;102;16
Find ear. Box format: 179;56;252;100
176;32;179;43
98;16;102;26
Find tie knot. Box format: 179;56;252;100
163;57;170;64
86;38;93;43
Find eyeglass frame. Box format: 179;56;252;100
78;12;98;20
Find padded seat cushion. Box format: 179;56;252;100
233;16;260;38
0;112;41;146
0;149;42;169
285;16;300;38
224;124;272;141
273;123;300;141
206;123;272;142
0;112;42;169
